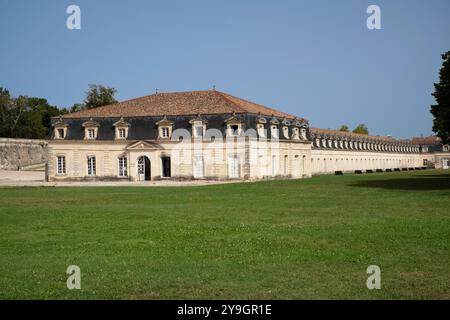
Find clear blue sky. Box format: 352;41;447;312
1;0;449;138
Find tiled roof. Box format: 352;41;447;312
310;128;411;143
60;90;303;120
411;136;441;145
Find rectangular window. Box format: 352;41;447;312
228;156;240;178
161;127;170;138
193;156;204;178
57;156;66;175
230;125;239;136
271;155;277;176
87;156;96;176
194;126;203;137
118;128;126;139
58;128;65;139
88;129;95;139
118;157;128;177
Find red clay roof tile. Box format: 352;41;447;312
60;90;304;120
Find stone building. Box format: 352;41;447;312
48;90;312;181
47;90;430;182
412;136;450;169
309;128;424;174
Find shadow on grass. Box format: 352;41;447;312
349;173;450;191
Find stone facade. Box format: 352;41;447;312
47;138;312;181
44;90;447;182
309;129;425;174
0;138;48;170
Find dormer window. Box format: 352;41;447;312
282;127;289;139
53;117;68;140
225;112;242;137
327;140;333;148
256;113;267;138
257;124;266;137
194;124;204;137
113;116;130;140
292;127;299;140
189;115;207;139
87;129;95;139
82;118;100;140
280;118;291;140
161;127;170;138
230;125;240;136
300;128;307;140
156;115;174;140
269;115;279;139
57;128;65;139
271;125;279;139
118;128;126;139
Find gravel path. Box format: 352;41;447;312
0;170;241;187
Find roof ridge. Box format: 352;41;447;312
60;90;217;118
57;89;306;120
212;91;248;113
216;91;301;119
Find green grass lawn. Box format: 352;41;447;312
0;170;449;299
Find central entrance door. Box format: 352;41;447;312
137;156;151;181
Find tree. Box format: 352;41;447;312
70;103;85;113
83;84;117;109
352;124;369;135
339;125;349;132
1;94;29;138
431;51;450;143
0;87;68;139
27;97;68;138
0;87;11;137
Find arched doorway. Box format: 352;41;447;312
137;156;151;181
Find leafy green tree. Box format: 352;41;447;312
0;87;11;137
2;94;29;138
84;84;117;109
431;51;450;143
352;124;369;135
339;125;349;132
0;87;68;138
70;103;85;113
27;97;68;138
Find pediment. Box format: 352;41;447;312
125;140;164;150
113;116;130;127
156;115;174;126
82;118;100;128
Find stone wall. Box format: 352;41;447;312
0;138;48;170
